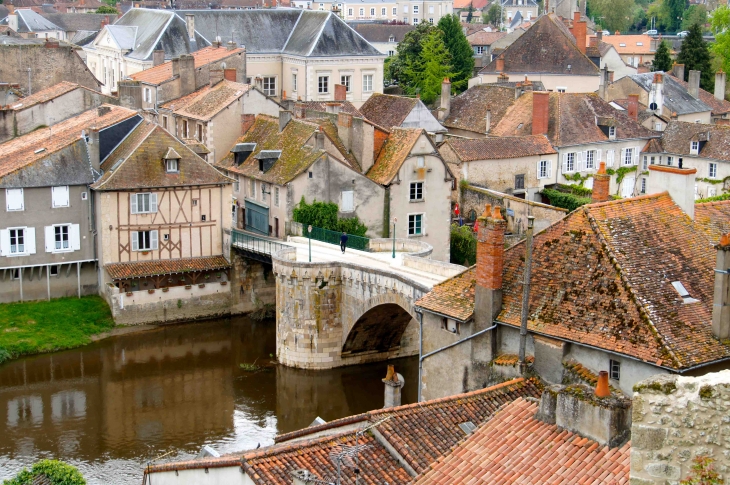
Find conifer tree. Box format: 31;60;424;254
652;40;673;72
676;22;713;91
466;2;474;23
437;14;475;93
406;29;456;104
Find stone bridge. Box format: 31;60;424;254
270;237;464;369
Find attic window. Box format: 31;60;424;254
458;422;477;434
619;43;626;47
671;281;699;304
636;42;643;46
166;159;179;173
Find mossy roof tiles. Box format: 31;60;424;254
416;193;730;370
359;93;417;130
106;255;230;279
366;127;423;185
160;80;250;122
444;134;556;162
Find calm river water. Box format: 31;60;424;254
0;317;417;484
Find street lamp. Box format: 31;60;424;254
308;225;313;262
391;217;397;259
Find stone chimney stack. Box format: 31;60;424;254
279;110;292;132
647;164;696;219
178;54;195;96
712;234;730;340
715;70;726;101
672;62;685;81
688;70;701;99
598;65;609;100
573;12;586;54
627;93;639;121
152;49;164;67
532;91;549;136
209;69;224;87
485;106;491;134
171;57;180;77
337;111;353;149
185;13;195;41
651;72;664;113
383;365;405;408
86;127;101;172
440;78;451;121
591;161;610;203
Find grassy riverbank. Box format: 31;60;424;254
0;296;114;364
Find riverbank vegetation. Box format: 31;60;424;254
0;296;114;365
3;459;86;485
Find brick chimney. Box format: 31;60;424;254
591;161;610;203
382;365;404;408
223;68;236;82
495;55;504;73
101;15;109;29
688;70;700;99
647;164;696;219
573;12;586;54
241;113;255;135
715;70;726;101
532;91;549;136
712;233;730;340
627;93;639;121
439;78;451;121
672;62;685;81
334;83;346;101
152;49;164;67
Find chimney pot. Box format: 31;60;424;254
592;161;610;203
532;91;549;136
383;366;404;408
595;371;610;398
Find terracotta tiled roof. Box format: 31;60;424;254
215;115;324;185
443;84;520;134
443;135;556;162
479;14;599;76
491;92;658;146
359;93;417;130
129;46;245;85
454;0;488;8
466;30;507;46
418;193;730;370
295;100;363;118
462;22;494;36
10;81;80;110
366;128;423;185
106;255;230;280
411;398;631;485
0;105;137;181
695;200;730;243
93;122;232;190
598;34;656;55
160;81;250;122
315;117;361;172
648;120;730;161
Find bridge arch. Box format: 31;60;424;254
342;293;416;355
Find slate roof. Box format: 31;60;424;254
695;201;730;243
13;9;61;33
443;84;520;134
417;193;730;370
466;30;507;46
479;14;599;76
359;93;417;130
366;127;423;185
130;45;244;84
160;80;249;122
443;135;556;162
491;91;658;147
646;120;730;161
411;398;630;485
39;13;116;32
106;255;230;280
216;115;324;185
629;72;711;116
667;74;730;116
0;105;138;187
352;23;415;43
93;122;232;190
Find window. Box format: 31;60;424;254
608;126;616;139
292;73;298;92
261;183;268;202
515;174;525;190
308;171;313;178
556;87;567;93
381;7;386;15
131;230;158;251
10;228;25;254
429;4;434;12
234;175;240;192
413;18;419;24
348;7;352;15
408;214;423;235
393;6;397;14
249;179;256;198
607;150;615;167
475;46;484;55
690;141;699;154
359;7;363;15
182;119;189;138
537;160;552;179
363;74;373;92
274;186;280;207
318;76;329;94
666;156;673;166
417;156;425;168
428;17;433;23
585;150;595;170
650;156;655;166
192;199;198;206
196;124;203;142
130;193;157;214
370;7;375;15
6;188;24;211
441;317;459;334
410;182;423;200
642;156;648;170
623;148;634;166
403;4;408;12
641;177;647;194
162;116;168;129
49;265;59;276
388;50;395;57
54;225;69;250
263;77;276;96
413;5;418;13
144;87;151;103
10;268;19;280
341;190;354;211
389;35;395;42
340;75;351;92
710;162;718;178
1;226;36;256
163;233;169;241
655;122;662;131
609;359;621;380
166;158;178;173
81;192;88;201
51;186;70;208
565;152;575;172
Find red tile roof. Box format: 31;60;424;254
367;128;423;185
417;193;730;370
160;81;250;122
130;46;245;85
359;93;418;130
105;255;230;280
598;34;656;55
695;200;730;244
443;134;556;162
443;84;521;134
412;398;631;485
10;81;80;110
466;30;507;46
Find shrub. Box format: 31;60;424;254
450;223;476;266
541;188;592;212
679;456;723;485
4;459;86;485
292;198;367;236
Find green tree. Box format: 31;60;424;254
4;460;86;485
666;0;688;31
95;5;118;13
652;40;673;72
405;28;456;104
450;224;476;266
676;22;713;91
386;22;434;89
292;198;368;237
588;0;636;33
484;4;502;26
465;1;474;23
437;14;475;93
681;4;707;31
712;5;730;74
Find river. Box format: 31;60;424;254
0;317;417;484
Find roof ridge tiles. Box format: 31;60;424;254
586;190;667;209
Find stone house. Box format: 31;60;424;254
0;81;116;143
501;0;539;23
598;34;661;69
4;8;66;40
416;171;730;398
489;90;659;199
157;80;280;164
584;34;637;82
473;13;600;93
359;92;446;135
0;105;141;303
37;12;116;47
91;121;234;325
465;30;507;74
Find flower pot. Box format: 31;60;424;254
148;289;155;294
198;284;205;288
162;287;169;292
220;281;228;286
185;285;192;289
126;292;133;297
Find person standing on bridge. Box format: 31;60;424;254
340;232;349;254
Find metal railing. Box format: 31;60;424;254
231;229;288;256
305;225;370;251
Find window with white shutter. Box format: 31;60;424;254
341;191;354;211
4;227;34;255
607;150;614;167
51;186;69;208
130;193;157;214
132;230;157;251
6;188;23;211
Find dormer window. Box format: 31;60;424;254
609;126;616;139
672;281;699;304
163;147;181;173
166;159;179;173
690;141;699;154
389;35;395;42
